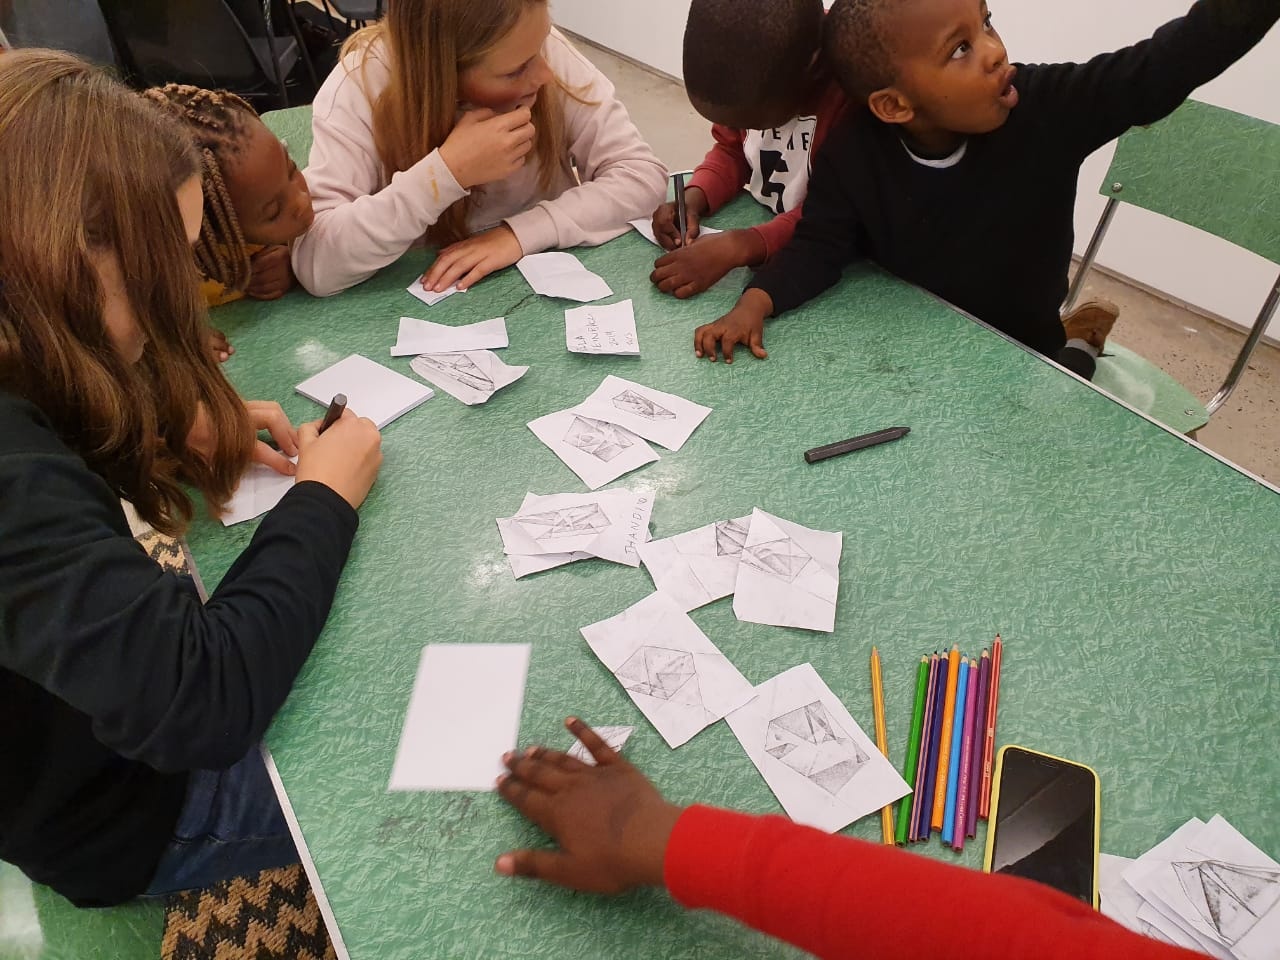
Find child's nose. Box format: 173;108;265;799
982;35;1008;71
528;54;553;91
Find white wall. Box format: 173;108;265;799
553;0;1280;337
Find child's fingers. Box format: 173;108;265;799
720;330;741;363
749;328;768;359
673;281;699;300
495;771;555;829
494;849;571;887
454;257;496;293
253;440;297;476
565;717;621;766
503;746;578;792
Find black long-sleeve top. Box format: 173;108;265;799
749;0;1279;356
0;391;358;906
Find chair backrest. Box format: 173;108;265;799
1100;99;1280;266
0;0;119;67
97;0;274;93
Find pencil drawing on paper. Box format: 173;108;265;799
414;353;493;392
742;534;813;583
612;389;676;421
765;700;868;795
515;504;611;542
564;415;635;462
614;646;698;702
1172;859;1280;944
714;518;749;557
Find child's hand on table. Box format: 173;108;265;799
208;328;233;363
652;186;709;250
495;717;684;894
246;244;296;301
295;410;383;510
187;400;299;476
693;288;773;362
651;229;765;299
420;224;524;293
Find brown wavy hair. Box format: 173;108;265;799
344;0;584;247
0;50;253;535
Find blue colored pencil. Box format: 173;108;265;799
909;654;940;841
916;653;949;842
942;658;970;844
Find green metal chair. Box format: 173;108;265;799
1065;98;1280;429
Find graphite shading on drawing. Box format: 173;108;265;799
515;504;611;543
1172;859;1280;945
612;389;677;421
564;415;636;462
765;700;870;796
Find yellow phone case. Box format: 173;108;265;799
982;744;1102;910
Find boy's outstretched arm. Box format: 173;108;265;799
1036;0;1279;158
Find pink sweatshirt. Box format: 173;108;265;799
293;29;668;297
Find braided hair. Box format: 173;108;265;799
141;84;259;296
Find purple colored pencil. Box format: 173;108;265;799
953;658;980;850
909;654;940;841
916;652;950;842
966;650;991;839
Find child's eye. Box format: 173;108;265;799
950;41;971;60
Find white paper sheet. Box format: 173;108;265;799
391;316;509;356
410;349;527;405
582;591;755;749
637;516;751;611
565;300;640;355
499;489;653;566
219;459;297;525
628;218;722;246
732;509;842;633
296;354;434;429
528;408;659;490
726;662;910;833
388;644;530;791
567;725;635;765
505;549;591;579
572;375;711;452
406;278;460;306
517;252;612;302
1100;854;1179;944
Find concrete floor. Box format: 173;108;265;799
576;37;1280;487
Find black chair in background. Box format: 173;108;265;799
97;0;305;109
0;0;121;68
315;0;384;31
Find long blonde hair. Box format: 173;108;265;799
344;0;576;246
0;50;253;535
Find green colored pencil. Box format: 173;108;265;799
895;655;930;845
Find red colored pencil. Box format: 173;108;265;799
979;635;1003;820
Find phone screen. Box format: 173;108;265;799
988;747;1098;904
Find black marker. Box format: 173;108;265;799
804;426;910;464
673;172;688;245
318;393;347;435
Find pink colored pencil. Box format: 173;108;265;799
910;654;940;841
953;657;979;850
966;650;991;838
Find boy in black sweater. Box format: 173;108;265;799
692;0;1279;377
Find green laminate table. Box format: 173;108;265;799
184;196;1280;960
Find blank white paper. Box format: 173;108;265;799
528;408;659;490
219;460;297;526
391;316;509;356
388;644;531;791
565;300;640;355
295;354;433;429
572;375;712;451
517;252;612;302
406;278;460;306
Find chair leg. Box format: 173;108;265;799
282;0;320;91
1063;197;1119;314
1206;269;1280;416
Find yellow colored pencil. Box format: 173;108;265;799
931;644;961;829
870;646;893;845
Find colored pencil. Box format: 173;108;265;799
909;654;939;841
870;647;893;845
918;652;949;841
931;645;961;830
953;657;980;850
942;658;970;844
896;656;930;845
965;650;991;839
979;635;1004;820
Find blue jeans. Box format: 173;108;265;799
144;747;299;896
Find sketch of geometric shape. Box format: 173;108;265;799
741;536;812;582
714;518;749;557
414;353;493;392
612;389;676;421
564;416;635;462
515;503;610;542
614;646;696;701
1173;860;1280;945
765;700;868;795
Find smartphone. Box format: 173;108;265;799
983;745;1101;908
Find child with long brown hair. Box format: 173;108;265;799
143;83;316;361
293;0;668;297
0;49;382;906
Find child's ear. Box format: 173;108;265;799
868;87;915;126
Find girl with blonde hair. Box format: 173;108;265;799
293;0;668;297
0;50;382;906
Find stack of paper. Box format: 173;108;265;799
1104;816;1280;959
496;489;655;578
528;376;713;489
296;354;433;429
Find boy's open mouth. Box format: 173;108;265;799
996;65;1019;109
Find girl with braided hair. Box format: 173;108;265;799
143;84;314;360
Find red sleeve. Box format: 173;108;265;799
664;806;1207;960
687;125;751;213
